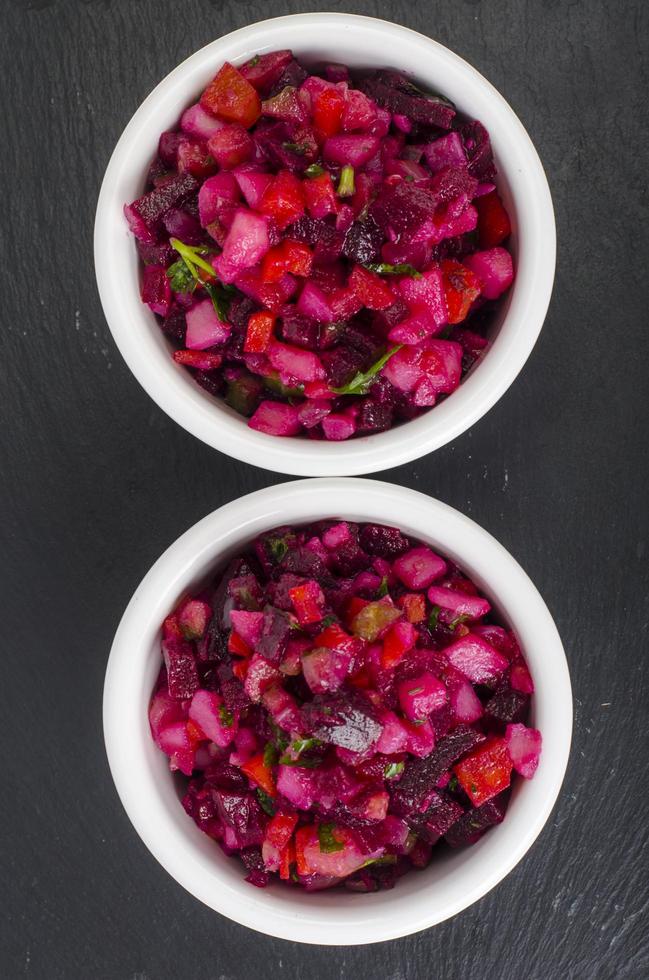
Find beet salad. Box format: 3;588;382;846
150;520;541;892
126;51;514;441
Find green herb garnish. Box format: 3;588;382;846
318;823;345;853
366;262;422;279
330;345;403;396
263;741;279;769
263;374;305;401
256;788;276;816
377;576;389;598
428;605;441;631
168;238;235;323
449;614;471;630
279;737;323;766
359;854;398;869
320;614;337;628
448;775;459;793
384;761;405;779
283;141;310;155
247;54;260;68
304;163;326;177
218;704;234;727
337;164;355;197
408;686;424;696
266;536;289;563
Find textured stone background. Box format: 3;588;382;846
1;1;647;977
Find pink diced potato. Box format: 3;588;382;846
464;247;514;300
323;135;381;167
189;689;238;748
197;172;240;226
181;103;226;140
445;668;484;723
249;401;302;437
375;709;410;755
185;298;231;349
445;633;510;684
423;132;467;172
157;722;195;775
267;340;325;383
229;610;264;648
213;209;271;283
505;723;542;777
243;653;281;701
427;585;491;620
397;672;447;722
233;166;274;208
403;718;436;757
393;546;447;589
322;413;357;441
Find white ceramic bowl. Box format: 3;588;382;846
94;13;555;477
103;478;572;944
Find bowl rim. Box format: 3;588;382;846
94;12;556;477
103;478;572;944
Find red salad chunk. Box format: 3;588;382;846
149;520;540;892
126;53;514;439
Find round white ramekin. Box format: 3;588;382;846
103;479;572;944
94;13;555;477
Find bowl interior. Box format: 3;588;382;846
105;480;570;943
96;14;551;475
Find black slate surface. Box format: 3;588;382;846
2;1;648;978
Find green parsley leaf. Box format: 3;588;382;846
263;742;279;769
263;374;305;401
359;853;398;869
449;613;471;630
168;238;235;323
166;259;197;294
304;163;326;177
218;704;234;727
204;280;236;324
283;141;310;155
266;536;289;563
337;164;355;197
384;761;405;779
256;788;276;816
365;262;422;279
447;775;459;793
428;605;441;631
377;576;389;598
330;345;403;396
318;823;345;853
320;614;337;628
412;717;428;726
279;737;323;767
246;54;261;68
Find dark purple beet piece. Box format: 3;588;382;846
410;790;465;841
484;688;529;724
359;70;456;129
240;847;269;887
195;371;223;398
160;308;186;344
329;539;371;576
126;172;199;238
342;217;383;264
204;761;249;792
228;573;264;610
268;58;309;95
342;320;384;360
158;130;185;167
281;545;335;586
359;523;410;557
461;120;497;181
214;790;252;833
303;693;382;752
136;239;175;266
206;558;255;660
287;216;345;263
162;207;205;245
444;793;508;847
370;181;438;239
320;345;366;387
430;165;478;207
279;309;320;349
162;632;199;700
267;572;305;611
256;605;292;663
390;726;486;816
356;399;393;435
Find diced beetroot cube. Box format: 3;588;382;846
198;172;240;226
207;124;253;169
158;722;196;775
464;247;514;300
240;50;294;92
181;103;226;140
162;615;199;700
189;689;238;748
484;687;529;724
185;298;231;350
397;672;447;722
323;135;380;167
141;265;172;316
427;585;491;621
243;653;281;701
235;267;297;312
505;723;542;777
454;736;513;806
200;62;261;128
418;340;463;395
322;413;357;441
445;795;507;847
124;172;198;242
213;209;271;283
261;683;302;732
259;171;306;230
233;166;274;209
510;656;535;694
393;546;447;589
445;633;509;685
